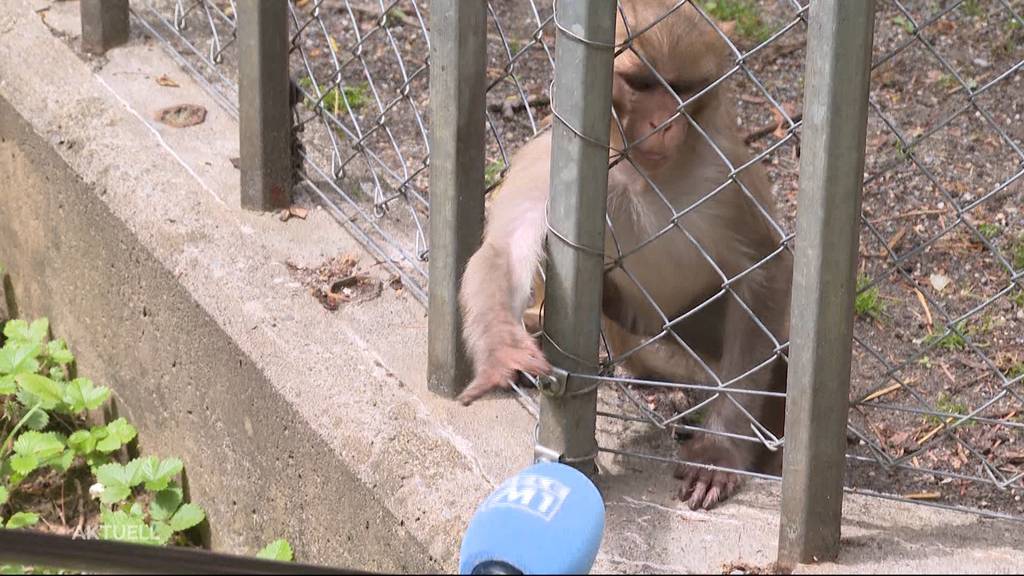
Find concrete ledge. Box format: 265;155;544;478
2;1;1023;573
0;0;538;570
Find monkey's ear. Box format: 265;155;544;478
717;20;737;40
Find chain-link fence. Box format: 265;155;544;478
848;0;1024;519
111;0;1023;563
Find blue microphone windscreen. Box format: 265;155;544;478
459;462;605;575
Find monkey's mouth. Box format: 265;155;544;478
629;151;669;171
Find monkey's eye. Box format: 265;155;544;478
622;74;657;92
669;81;704;97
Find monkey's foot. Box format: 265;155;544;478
457;332;551;406
673;438;747;510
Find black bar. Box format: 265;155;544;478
0;530;368;575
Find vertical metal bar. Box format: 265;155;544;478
778;0;876;566
80;0;129;55
536;0;617;476
238;0;293;212
426;0;487;397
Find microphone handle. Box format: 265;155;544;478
471;560;524;575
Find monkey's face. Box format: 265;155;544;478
612;62;695;174
611;2;726;175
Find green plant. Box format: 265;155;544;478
976;222;1001;240
892;15;915;34
1012;289;1024;308
258;539;295;561
926;392;970;425
892;137;911;160
1004;363;1024;380
383;8;408;28
484;160;506;189
698;0;772;43
854;275;885;320
937;73;960;92
1011;234;1024;270
507;39;524;56
961;0;983;17
0;318;205;547
298;78;371;114
923;320;967;351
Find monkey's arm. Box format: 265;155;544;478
457;133;554;405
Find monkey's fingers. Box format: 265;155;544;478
675;464;741;510
458;372;508;406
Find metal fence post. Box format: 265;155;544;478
778;0;876;566
238;0;293;212
426;0;487;397
80;0;129;55
536;0;617;475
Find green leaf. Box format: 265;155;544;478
99;509;161;545
3;319;47;346
8;455;37;476
150;485;183;522
94;463;135;504
45;340;74;366
14;431;65;460
62;379;109;413
151;521;174;545
96;419;136;454
257;539;294;562
124;458;146;487
22;407;48;431
0;486;8;506
138;457;183;491
49;366;65;382
168;503;205;532
16;374;64;410
0;342;41;376
129;502;145;518
5;512;39;530
42;449;74;473
0;375;14;395
68;430;97;456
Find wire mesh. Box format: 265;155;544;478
131;0;1024;517
530;0;809;497
542;0;1024;520
846;0;1024;519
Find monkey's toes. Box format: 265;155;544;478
677;467;739;510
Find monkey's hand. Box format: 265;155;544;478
457;322;552;406
673;436;748;510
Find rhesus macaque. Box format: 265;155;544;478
458;1;792;510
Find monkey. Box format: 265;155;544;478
457;1;793;510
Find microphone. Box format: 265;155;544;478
459;462;605;575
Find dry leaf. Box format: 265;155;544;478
289;206;309;220
929;273;951;293
156;104;207;128
156;74;180;88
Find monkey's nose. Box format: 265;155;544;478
648;120;673;133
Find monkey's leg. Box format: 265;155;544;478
673;285;788;510
603;317;715;384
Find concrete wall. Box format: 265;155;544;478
0;88;438;573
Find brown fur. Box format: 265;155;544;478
458;1;792;510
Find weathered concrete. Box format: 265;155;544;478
1;0;1022;573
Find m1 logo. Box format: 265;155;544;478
482;474;571;522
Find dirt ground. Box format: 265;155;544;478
141;0;1023;517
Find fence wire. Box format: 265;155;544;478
133;0;1023;518
534;0;808;494
847;0;1024;519
541;0;1024;520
